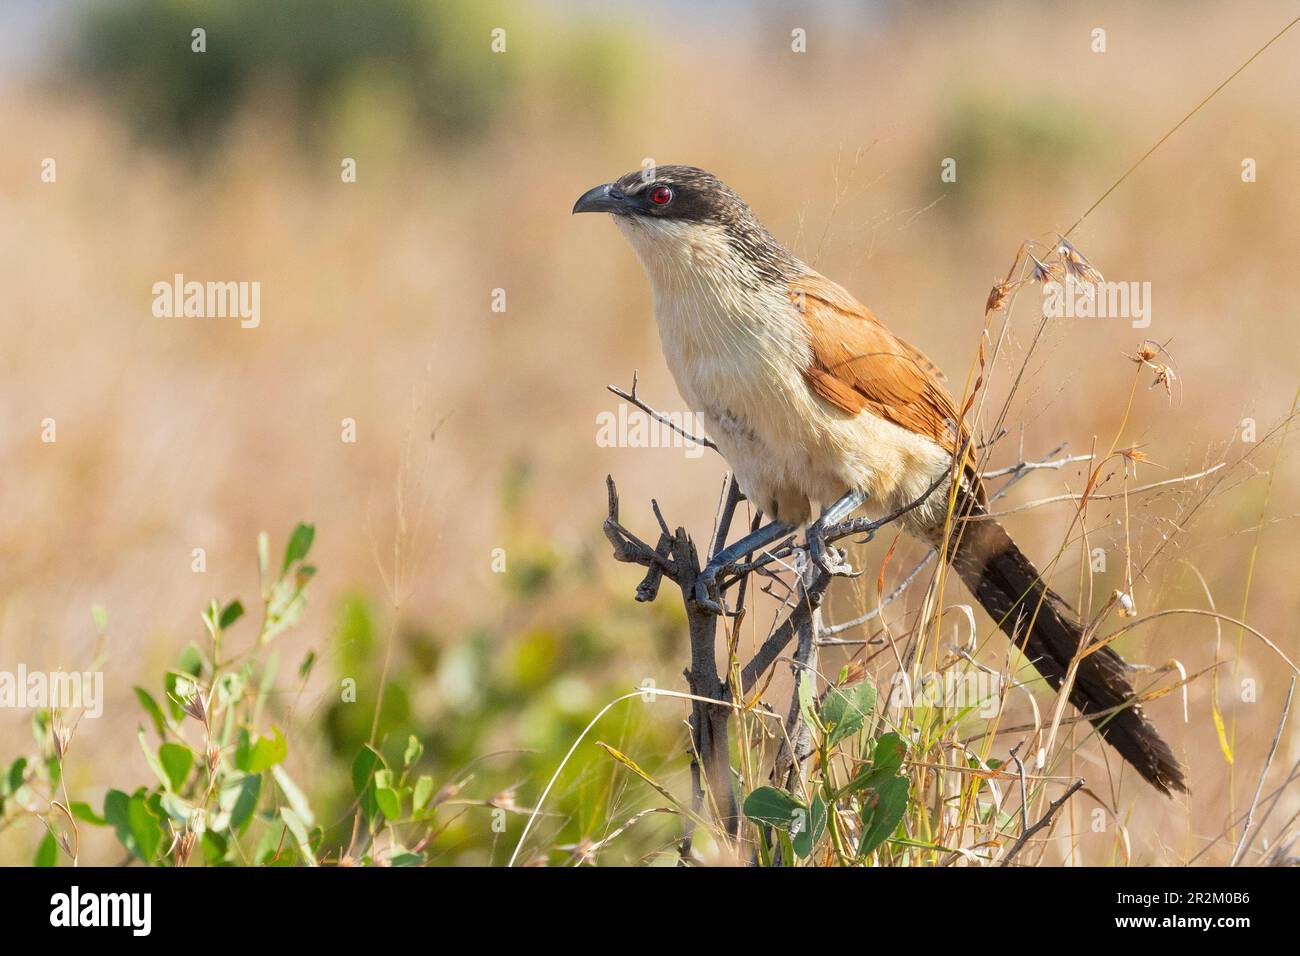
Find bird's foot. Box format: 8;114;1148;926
806;489;871;578
807;526;856;577
691;519;798;616
693;563;733;616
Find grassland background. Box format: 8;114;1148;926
1;0;1298;865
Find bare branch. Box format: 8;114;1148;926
608;375;717;452
981;452;1092;479
998;778;1084;866
602;475;676;577
820;551;936;639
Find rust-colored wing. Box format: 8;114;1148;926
790;270;983;499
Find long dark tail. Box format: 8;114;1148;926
938;495;1186;795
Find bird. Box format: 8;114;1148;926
574;164;1186;796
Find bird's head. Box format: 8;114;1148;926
572;165;797;282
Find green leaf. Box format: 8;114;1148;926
235;726;287;774
871;732;907;777
103;790;131;838
389;850;426;867
372;768;401;819
792;792;827;859
162;674;187;723
218;599;245;630
776;828;796;867
796;669;820;735
281;808;317;867
43;753;62;789
821;678;877;749
133;687;168;739
219;773;262;833
404;735;424;769
127;794;163;863
4;757;27;795
159;792;195;826
177;642;204;677
351;745;384;795
158;742;194;792
298;650;317;681
843;732;908;796
70;801;106;826
858;775;910;859
375;786;401;821
272;765;314;827
202;830;229;865
91;605;109;632
35;831;58;867
138;728;173;791
742;786;805;829
412;775;435;814
106;789;159;862
282;523;315;573
351;745;386;825
262;578;308;644
254;821;292;866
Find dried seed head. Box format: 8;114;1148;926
1119;446;1151;477
1057;235;1104;285
1130;342;1160;364
1150;363;1176;398
206;743;222;777
985;279;1014;313
1028;254;1057;284
1126;341;1177;400
166;820;197;868
172;829;197;868
179;686;210;727
51;716;73;762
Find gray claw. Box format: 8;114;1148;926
693;573;727;615
810;539;855;577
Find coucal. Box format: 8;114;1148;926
574;165;1185;795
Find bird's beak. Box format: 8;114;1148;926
572;182;630;215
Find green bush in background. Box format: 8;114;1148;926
69;0;640;152
74;0;514;148
2;463;688;866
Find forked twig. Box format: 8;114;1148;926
999;779;1084;866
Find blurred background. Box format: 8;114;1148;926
1;0;1298;865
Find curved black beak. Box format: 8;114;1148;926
572;182;630;215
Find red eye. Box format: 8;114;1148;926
650;186;673;205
